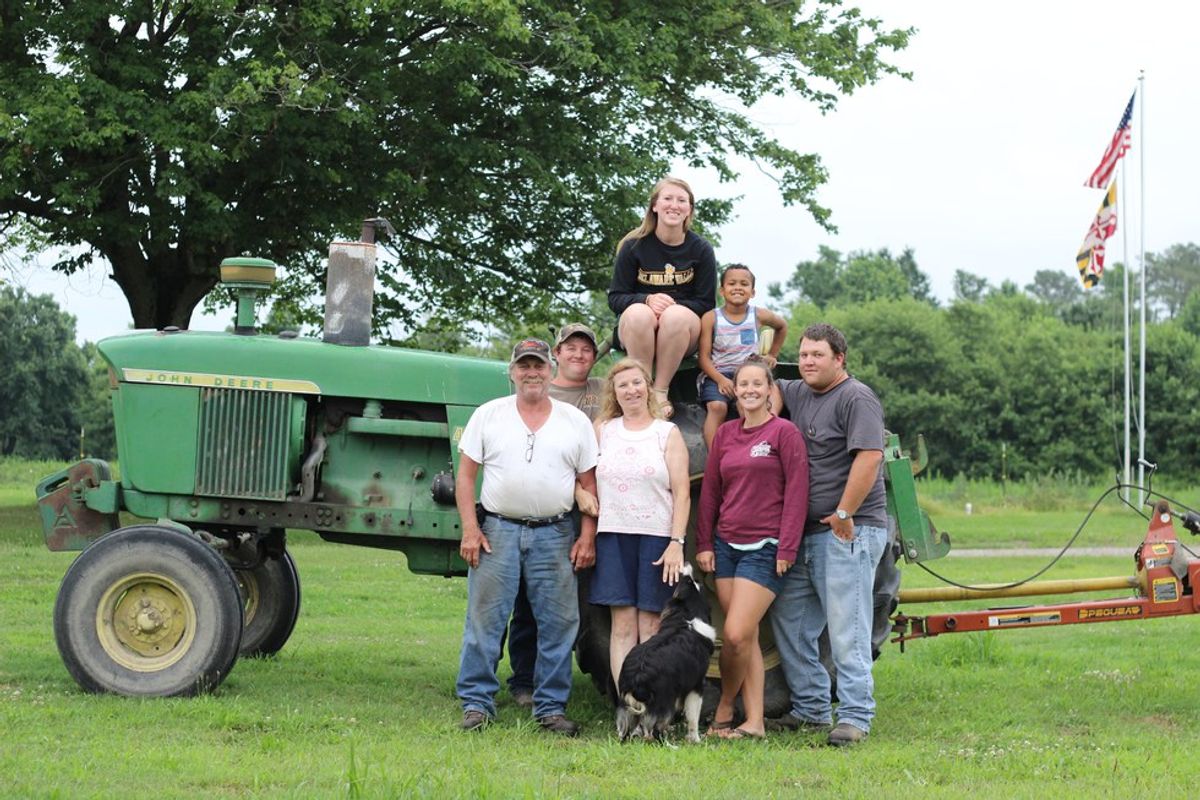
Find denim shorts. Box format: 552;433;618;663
589;532;675;613
714;536;782;595
698;369;737;405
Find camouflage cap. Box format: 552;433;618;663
553;322;598;350
509;338;553;365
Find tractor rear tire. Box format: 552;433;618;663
574;569;618;704
235;550;301;658
54;525;243;697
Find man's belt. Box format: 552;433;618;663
482;508;571;528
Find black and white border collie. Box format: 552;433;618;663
616;563;716;744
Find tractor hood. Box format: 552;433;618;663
98;330;510;405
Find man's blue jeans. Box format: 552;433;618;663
769;524;888;733
505;579;538;694
456;515;579;719
506;510;582;693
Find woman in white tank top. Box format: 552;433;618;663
588;357;691;696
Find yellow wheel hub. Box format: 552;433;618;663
235;569;261;627
96;573;197;672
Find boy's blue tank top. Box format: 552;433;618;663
711;304;758;370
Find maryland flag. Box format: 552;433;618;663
1076;180;1118;288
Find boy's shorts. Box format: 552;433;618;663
713;536;783;595
698;369;737;405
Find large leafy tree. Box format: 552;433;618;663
0;1;910;334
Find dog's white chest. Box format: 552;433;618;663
688;619;716;642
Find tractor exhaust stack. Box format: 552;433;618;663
323;218;394;347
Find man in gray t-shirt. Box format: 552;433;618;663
778;370;886;534
769;323;889;747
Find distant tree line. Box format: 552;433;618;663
0;288;114;460
768;243;1200;480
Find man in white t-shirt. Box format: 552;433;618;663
455;339;599;736
505;323;604;708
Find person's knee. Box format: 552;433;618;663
619;304;657;331
611;608;638;638
468;574;515;622
526;587;577;631
612;622;638;641
706;400;728;418
657;304;698;332
826;618;865;658
722;622;757;653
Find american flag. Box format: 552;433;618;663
1084;92;1135;189
1076;180;1118;288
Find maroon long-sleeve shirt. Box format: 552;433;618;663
697;415;809;563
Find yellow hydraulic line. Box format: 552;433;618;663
898;575;1139;604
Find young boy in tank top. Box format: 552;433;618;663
697;264;788;448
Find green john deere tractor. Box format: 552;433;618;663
35;220;948;701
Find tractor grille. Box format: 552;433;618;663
196;388;291;500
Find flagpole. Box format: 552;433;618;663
1080;89;1136;500
1121;165;1131;502
1137;71;1146;507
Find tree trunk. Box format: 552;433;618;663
106;246;223;330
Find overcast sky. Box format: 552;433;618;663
16;0;1200;343
704;0;1199;305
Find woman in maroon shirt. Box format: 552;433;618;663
696;357;808;738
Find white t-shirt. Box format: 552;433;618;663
458;396;599;519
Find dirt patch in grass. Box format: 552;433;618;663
1135;714;1182;733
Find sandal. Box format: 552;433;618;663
718;727;766;740
652;388;674;419
705;718;736;737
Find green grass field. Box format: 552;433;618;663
3;459;1199;798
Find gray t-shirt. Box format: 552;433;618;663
778;376;887;532
549;377;604;422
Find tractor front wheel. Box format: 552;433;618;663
235;550;301;657
53;525;244;697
